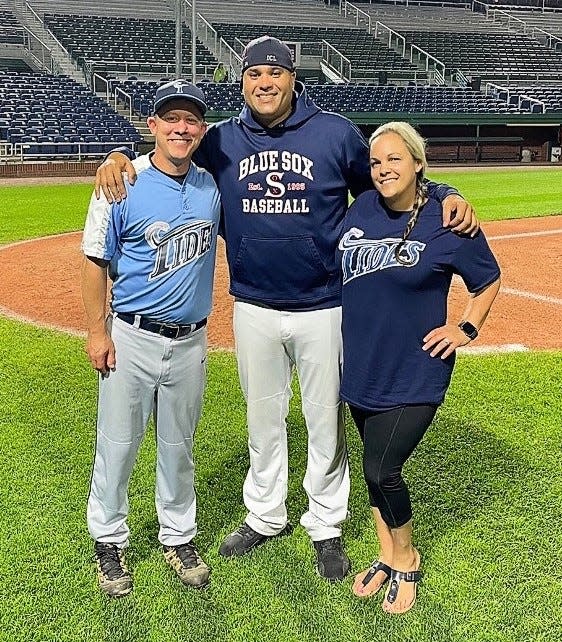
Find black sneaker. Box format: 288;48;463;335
163;542;210;588
218;522;292;557
94;542;133;597
313;537;350;582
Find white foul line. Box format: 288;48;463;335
502;287;562;306
458;343;529;354
488;229;562;241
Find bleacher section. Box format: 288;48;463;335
353;5;506;33
491;83;562;112
213;24;421;81
493;8;562;37
113;80;515;116
196;0;352;28
0;72;142;157
0;9;25;45
43;14;218;78
401;30;562;80
0;60;33;73
0;1;559;163
350;4;562;80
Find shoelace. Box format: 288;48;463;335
96;546;126;579
318;538;341;553
238;524;258;539
173;543;200;567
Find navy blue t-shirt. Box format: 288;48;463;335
339;190;500;411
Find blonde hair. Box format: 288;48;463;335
369;122;429;265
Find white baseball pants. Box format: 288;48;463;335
87;315;207;548
233;302;349;541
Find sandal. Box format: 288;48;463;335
383;568;422;614
352;560;391;598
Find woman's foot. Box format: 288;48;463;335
352;560;392;598
382;548;421;614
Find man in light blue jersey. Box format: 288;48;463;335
81;80;221;597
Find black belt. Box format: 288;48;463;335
115;313;207;339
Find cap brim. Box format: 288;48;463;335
154;95;207;115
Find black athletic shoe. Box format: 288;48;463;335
313;537;351;582
219;522;292;557
94;542;133;597
163;542;210;589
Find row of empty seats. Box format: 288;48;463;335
0;9;25;45
492;83;562;111
402;30;562;79
114;80;523;116
1;72;141;155
44;14;217;71
213;23;422;80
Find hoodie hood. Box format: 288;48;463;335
239;81;321;132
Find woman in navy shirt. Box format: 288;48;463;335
339;122;501;613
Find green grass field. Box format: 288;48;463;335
0;170;561;642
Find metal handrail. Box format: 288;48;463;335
342;1;372;32
410;44;445;85
374;20;406;57
321;40;351;83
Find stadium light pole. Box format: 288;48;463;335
175;0;182;79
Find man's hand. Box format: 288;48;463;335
94;152;137;203
86;329;116;376
442;195;480;236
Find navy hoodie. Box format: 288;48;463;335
194;82;373;310
121;82;457;310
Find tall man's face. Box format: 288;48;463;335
242;65;296;128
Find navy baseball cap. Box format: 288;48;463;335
241;36;295;73
153;80;207;115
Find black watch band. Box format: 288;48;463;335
458;320;478;340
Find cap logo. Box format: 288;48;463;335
266;55;277;62
172;80;185;92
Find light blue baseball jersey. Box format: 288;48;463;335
82;155;221;324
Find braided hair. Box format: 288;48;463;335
394;179;428;265
368;122;429;265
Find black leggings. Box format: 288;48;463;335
349;404;437;529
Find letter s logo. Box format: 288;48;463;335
264;172;286;198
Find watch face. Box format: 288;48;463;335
459;321;478;339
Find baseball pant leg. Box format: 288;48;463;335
289;306;350;541
234;301;292;536
87;318;157;547
154;326;207;546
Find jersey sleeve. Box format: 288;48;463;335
81;190;123;261
449;231;501;293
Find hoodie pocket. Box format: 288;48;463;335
231;236;335;302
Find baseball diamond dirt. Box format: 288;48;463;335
0;215;560;352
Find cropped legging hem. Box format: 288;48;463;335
348;403;437;529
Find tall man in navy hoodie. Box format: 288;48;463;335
95;37;478;582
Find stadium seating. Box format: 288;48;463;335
0;9;25;45
0;72;142;157
492;83;562;112
43;14;218;76
113;79;515;116
212;23;422;81
401;30;562;80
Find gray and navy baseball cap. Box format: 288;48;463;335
241;36;295;74
153;79;207;115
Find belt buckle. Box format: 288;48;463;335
159;322;181;339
